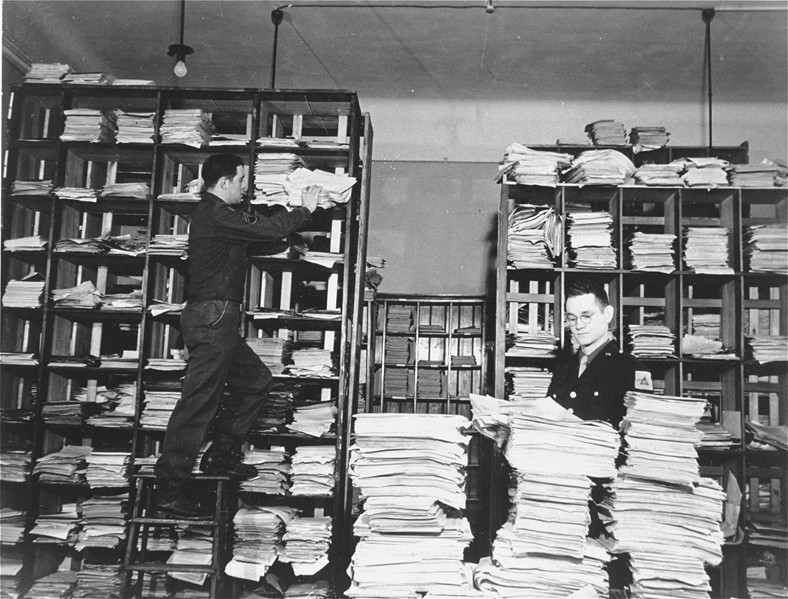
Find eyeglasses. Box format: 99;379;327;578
565;313;596;327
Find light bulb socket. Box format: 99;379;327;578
167;43;194;61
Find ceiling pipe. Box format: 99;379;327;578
702;8;715;150
270;8;285;89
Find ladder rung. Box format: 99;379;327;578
124;562;215;574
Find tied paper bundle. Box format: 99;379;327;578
497;144;574;187
563;150;636;186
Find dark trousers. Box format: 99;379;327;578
154;299;272;480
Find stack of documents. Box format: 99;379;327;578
54;186;99;202
286;348;334;378
607;476;725;598
683;227;733;274
24;571;78;598
348;414;473;597
746;335;788;364
256;137;300;149
747;578;788;599
100;181;150;199
0;508;26;544
506;327;558;358
247;337;292;375
383;367;413;397
629;126;669;152
157;177;202;202
11;180;53;195
0;555;24;598
34;445;91;485
563;150;636;185
386;305;414;332
497;144;573;186
618;391;706;486
160;109;215;147
585;120;628;146
42;401;84;426
2;275;45;308
280;515;333;576
115;110;155;143
0;353;38;366
25;62;72;82
674;157;731;187
730;164;783;187
86;451;129;488
76;494;127;550
167;523;214;585
102;290;143;312
145;354;187;371
60;108;117;143
696;420;736;449
628;324;676;359
0;451;30;482
112;78;155;86
226;505;295;581
140;389;180;429
566;208;617;269
633;162;683;186
86;382;136;428
506;367;553;401
73;562;123;597
253;153;308;205
30;503;80;545
209;133;250;147
745;224;788;274
251;386;295;433
285;168;357;208
148;234;189;258
287;402;336;437
290;445;335;496
239;448;290;494
4;236;47;251
385;336;413;364
507;204;562;268
627;231;676;272
417;368;445;399
63;72;114;85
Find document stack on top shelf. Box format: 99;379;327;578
24;63;72;83
633;163;683;186
160;109;215;147
496;144;573;186
629;126;669;153
585;120;628;146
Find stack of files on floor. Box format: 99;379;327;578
563;150;636;186
746;335;788;364
566;208;617;269
63;72;115;85
633;162;683;186
608;390;725;599
287;401;336;437
628;324;676;359
167;523;214;585
507;204;562;268
629;126;669;152
72;562;123;598
730;163;784;187
75;494;128;550
239;447;290;494
386;305;414;332
285;168;357;207
585;120;628;146
54;186;99;202
0;508;26;544
1;274;45;307
86;382;136;428
475;405;619;598
506;327;558;358
289;445;335;496
116;110;155;143
279;514;333;576
247;337;292;375
226;504;296;581
11;179;54;195
148;233;189;258
627;231;676;272
86;451;129;488
160;109;215;147
140;389;181;429
30;503;80;545
25;62;72;82
25;570;78;598
252;153;308;205
33;445;91;485
347;413;474;598
745;224;788;274
286;348;334;377
60;108;117;143
506;367;553;401
683;227;733;274
99;181;150;199
0;450;30;482
497;144;573;186
676;157;731;187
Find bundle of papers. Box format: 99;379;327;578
387;305;415;333
566;208;617;269
0;451;31;482
99;181;150;199
60;108;118;143
115;110;156;143
112;78;156;86
25;63;73;82
4;235;47;251
253;153;308;205
627;231;675;272
286;348;335;378
160;109;215;147
629;126;670;152
226;505;295;581
674;157;731;187
11;179;54;195
348;414;473;597
497;144;573;186
746;335;788;364
30;503;80;544
256;137;301;149
145;356;187;371
251;386;295;433
157;177;202;201
633;162;683;186
2;275;45;308
683;227;733;274
287;402;336;437
73;562;123;597
209;133;250;146
585;120;628;146
280;515;333;576
239;448;290;494
730;163;783;187
63;72;115;85
505;367;552;402
385;335;413;364
628;324;676;359
50;281;102;309
148;234;189;258
506;328;559;358
0;508;26;544
745;224;788;274
696;420;736;449
33;445;91;485
618;391;706;486
416;367;445;399
75;495;127;550
86;451;129;488
507;204;562;268
42;401;85;426
140;389;180;429
285;168;357;207
25;570;78;598
290;445;335;496
246;337;292;375
563;150;636;186
54;186;99;202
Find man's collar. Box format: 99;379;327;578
579;333;615;363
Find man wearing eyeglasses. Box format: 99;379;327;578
546;279;653;428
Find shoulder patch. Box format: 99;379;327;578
634;370;653;391
240;211;258;224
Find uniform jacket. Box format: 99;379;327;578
546;339;651;427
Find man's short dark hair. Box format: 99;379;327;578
201;154;243;190
566;280;609;307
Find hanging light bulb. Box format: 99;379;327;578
173;59;188;78
167;0;193;78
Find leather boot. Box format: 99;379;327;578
154;478;213;519
199;435;259;481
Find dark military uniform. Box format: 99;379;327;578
546;339;652;428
